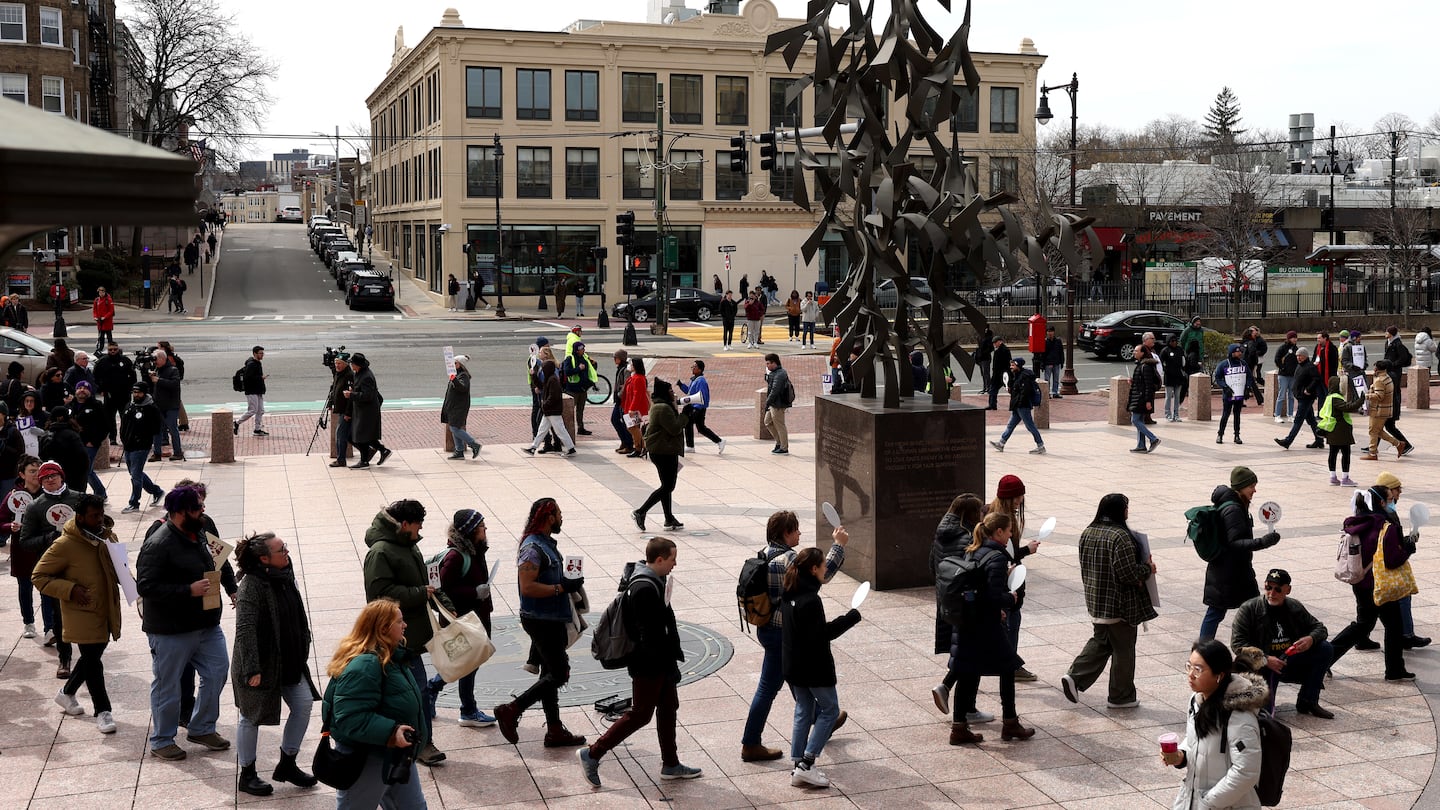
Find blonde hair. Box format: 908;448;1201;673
967;512;1012;554
986;495;1025;541
327;598;403;678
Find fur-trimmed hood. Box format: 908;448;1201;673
1222;671;1270;714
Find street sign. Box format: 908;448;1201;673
717;245;736;253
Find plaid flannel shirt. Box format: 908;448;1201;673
762;540;846;629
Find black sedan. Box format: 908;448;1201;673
1077;310;1190;359
344;270;396;311
611;287;721;322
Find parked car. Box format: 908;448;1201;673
335;260;373;290
345;269;396;311
977;276;1068;306
875;277;933;312
322;239;357;268
1077;309;1190;359
610;286;721;322
0;327;53;381
277;206;303;223
311;228;344;252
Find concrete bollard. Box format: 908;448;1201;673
210;410;235;463
328;418;354;459
1265;370;1278;410
1108;376;1130;426
561;397;576;442
94;438;111;470
1404;367;1430;410
1033;385;1050;429
754;388;774;440
1185;373;1212;422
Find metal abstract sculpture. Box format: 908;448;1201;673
765;0;1101;408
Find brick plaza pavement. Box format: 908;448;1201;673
0;386;1436;808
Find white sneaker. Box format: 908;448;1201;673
717;439;727;455
96;711;116;734
55;690;84;716
22;624;35;639
931;684;950;715
791;764;830;788
1274;416;1283;424
965;710;995;723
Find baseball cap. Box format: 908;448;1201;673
37;461;63;479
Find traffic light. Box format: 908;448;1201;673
729;132;748;174
616;211;635;250
758;130;778;171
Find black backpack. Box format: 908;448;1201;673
232;367;245;392
1220;708;1292;807
736;546;788;630
591;566;660;670
935;547;999;627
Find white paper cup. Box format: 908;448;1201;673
563;555;584;580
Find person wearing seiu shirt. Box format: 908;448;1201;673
1213;343;1253;445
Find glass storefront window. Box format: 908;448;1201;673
464;224;601;295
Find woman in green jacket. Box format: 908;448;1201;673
324;598;426;810
632;378;688;532
1320;376;1364;486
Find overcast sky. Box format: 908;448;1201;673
141;0;1436;162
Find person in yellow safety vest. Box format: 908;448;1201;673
562;341;600;436
565;325;584;357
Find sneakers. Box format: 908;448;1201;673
470;443;482;459
42;629;55;646
632;510;646;531
121;505;139;514
966;710;995;723
931;683;950;715
663;519;684;531
1028;446;1046;455
565;448;577;456
186;732;231;751
717;439;727;455
1014;667;1038;682
791;762;830;788
660;763;702;780
772;447;788;454
377;448;393;466
96;710;116;734
1148;438;1161;453
578;748;601;787
253;429;269;436
989;440;1005;452
232;421;239;436
55;689;85;716
1340;476;1356;487
149;491;163;507
1060;673;1078;704
1106;698;1141;709
150;744;187;760
523;448;536;455
1329;474;1342;486
22;624;34;639
459;710;496;727
1274;416;1284;424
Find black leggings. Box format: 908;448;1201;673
637;453;679;521
1328;444;1351;473
352;439;389;463
514;618;570;724
65;641;111;713
953;671;1016;722
722;322;734;345
684;407;722;447
1384;416;1409;446
788;314;801;338
1331;584;1406;677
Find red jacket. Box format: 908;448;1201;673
744;299;764;321
92;294;114;331
622;373;649;413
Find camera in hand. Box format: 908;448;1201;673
133;349;156;375
323;345;347;370
384;727;419;785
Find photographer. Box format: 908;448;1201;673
327;351;354;468
147;350;184;462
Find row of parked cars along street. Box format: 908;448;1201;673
307;217;395;311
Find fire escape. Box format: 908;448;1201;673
87;5;113;130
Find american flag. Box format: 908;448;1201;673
188;139;207;164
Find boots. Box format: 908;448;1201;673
543;722;586;748
238;764;274;796
272;750;318;788
1001;717;1035;741
949;721;984;745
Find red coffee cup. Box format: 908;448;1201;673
1158;732;1179;754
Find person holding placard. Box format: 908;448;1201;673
4;455;43;638
1212;343;1254;444
18;461;83;678
1197;467;1280;641
1319;377;1364;486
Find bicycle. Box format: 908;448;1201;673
586;374;613;405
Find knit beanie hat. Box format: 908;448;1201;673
996;474;1025;500
453;509;485;537
1375;471;1402;490
37;461;63;479
1230;466;1258;490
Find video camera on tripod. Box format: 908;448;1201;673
322;345;347;370
133;348;156;376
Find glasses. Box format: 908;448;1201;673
1183;663;1207;675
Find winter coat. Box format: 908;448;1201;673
240;357;265;396
1230;595;1327;657
1314;340;1339;384
441;368;471;428
119;396;162;451
349;366;384;445
643;401;686;456
71;397;109;447
1367;372;1395;420
621;372;649;414
540;373;564;416
362;510;452;653
1319;378;1363;447
930;513;976;654
437;540;492;626
1291;360;1322;403
785;297;802;317
39;424;88;492
801;299;821;322
719;298;739;325
1414;332;1436;370
92;353;135;397
3;482;42;577
625;564;683;681
1342;510;1411;592
948;538;1022;676
1042;336;1065;366
1160;345;1187;387
1213;356;1252;403
63;364;95;394
1202;487;1278;609
230;567;320;725
990;344;1012;383
46;347;75;373
743;298;764;321
764;366;793;410
326;648;425;758
135;518;222;635
31;516;122;644
1171;672;1268;810
91;295;114;332
1274;341;1299;376
151;363;181;412
780;570;861;687
1007;367;1038;411
1180;325;1205;366
17;487;82;558
0;422;22;479
1127;356;1160;414
329;366;353;416
1077;519;1156;626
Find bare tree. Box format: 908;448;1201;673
1370;204;1433;326
1194;154;1284;335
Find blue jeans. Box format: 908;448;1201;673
741;622;784;746
15;572;35;625
147;625;229;748
83;445;107;499
1044;364;1062;395
802;321;816;345
789;684;840;762
610;403;631;449
1131;412;1158;448
1199;605;1227;641
999;408;1043;448
405;653;434;744
153;408;182;456
1401;596;1416;636
431;670;480;716
335;416;352;459
124;448;164;508
236;680;314;765
447;425;478;453
1165;385;1183;420
334;745;427;810
1275;375;1294;418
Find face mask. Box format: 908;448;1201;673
1386;503;1398;514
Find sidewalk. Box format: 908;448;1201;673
108;229;221;325
0;397;1436;808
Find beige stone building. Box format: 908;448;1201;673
366;0;1045;308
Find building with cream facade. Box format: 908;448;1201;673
366;0;1045;306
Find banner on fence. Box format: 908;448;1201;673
1265;266;1325;311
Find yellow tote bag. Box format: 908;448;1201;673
1372;525;1419;606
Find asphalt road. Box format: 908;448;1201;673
207;223;380;318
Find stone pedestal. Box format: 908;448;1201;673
329;419;354;459
93;438;111;470
1108;376;1130;426
210;410;234;463
561;397;577;443
1032;385;1050;429
1265;370;1278;408
753;388;773;440
815;396;986;590
1404;367;1430;410
1186;373;1212;422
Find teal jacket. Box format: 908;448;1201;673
326;648;424;755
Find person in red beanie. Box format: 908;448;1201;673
986;475;1040;681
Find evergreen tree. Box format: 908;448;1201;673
1203;87;1248;145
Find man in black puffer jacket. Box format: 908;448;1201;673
1198;466;1280;641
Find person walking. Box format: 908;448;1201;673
345;353;393;468
719;292;739;350
524;359;577;457
118;384;165;513
232;346;268;437
322;599;427;810
1381;326;1414;456
986;336;1011;410
763;353;793;454
800;291;820;347
1160;334;1186;421
785;290;803;342
1060;493;1157;711
1275;348;1325;449
632;379;687;531
1127;346;1161;453
446;274;460;311
69;384;108;501
1273;331;1299;423
741;511;849;762
1198;466;1281;640
5;455;43;638
609;350;633;454
553;276;568;319
1213;343;1252;444
929;494;990;722
989;358;1045;454
621;357;649;458
426;510;497;729
19;461;83;672
678;360;724;454
1160;640;1267;809
205;230;217;264
441;355;482;459
493;498;588;748
183;239;200;276
985;475;1040;681
561;341;597;436
1362;359;1403;461
743;291;765;349
327;352;354;466
230;532;320;796
91;287;114;353
578;537;702;787
1328;472;1418;681
946;512;1036;746
1319;376;1363;486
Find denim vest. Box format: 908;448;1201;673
517;533;569;621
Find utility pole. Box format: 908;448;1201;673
1390;131;1399;314
493;133;506;317
654;82;668;335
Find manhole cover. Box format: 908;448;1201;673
432;615;734;709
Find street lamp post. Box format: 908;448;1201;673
492;134;506;318
1036;72;1081;396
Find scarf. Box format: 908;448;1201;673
264;565;310;684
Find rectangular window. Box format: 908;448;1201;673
989;86;1019;134
516;147;551;198
622;149;654;199
565;148;599;199
716;76;748;126
516;69;551;120
464;66;501;119
769;77;799;129
0;73;25;104
0;4;23;42
39;7;60;46
989;156;1019;193
669;149;702;200
71;28;79;63
565;70;598;122
72;89;79;120
669;74;701;125
715;150;747;200
952;86;979;133
41;76;62;114
621;72;656;123
769;152;795;201
466;145;500;198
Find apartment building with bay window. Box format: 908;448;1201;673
366;0;1045;306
